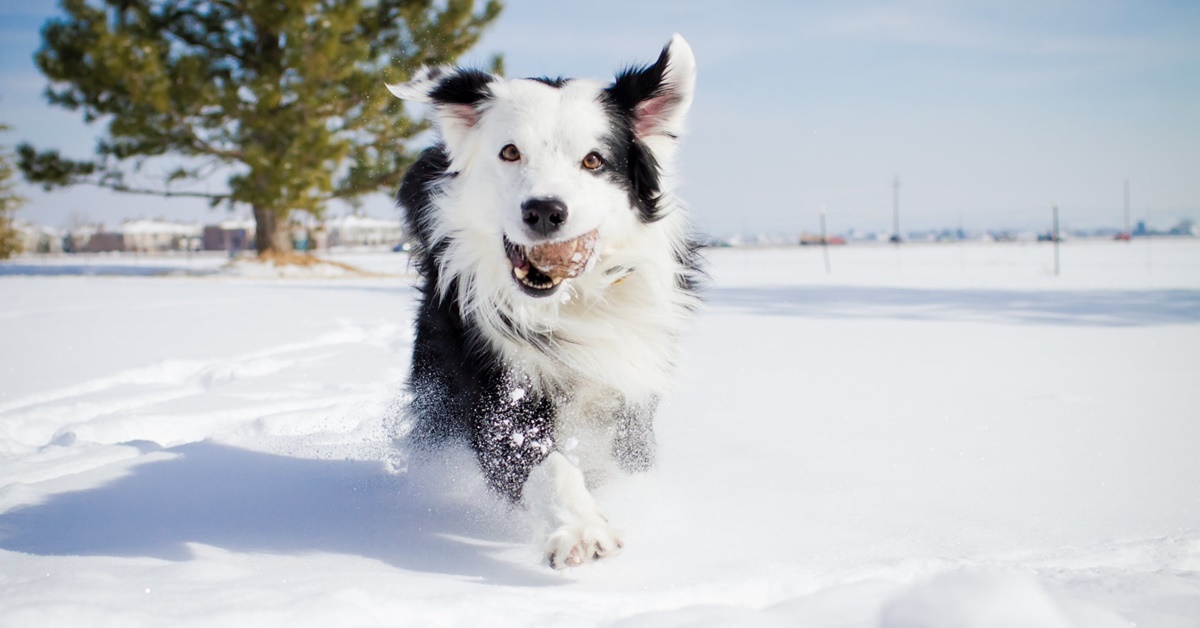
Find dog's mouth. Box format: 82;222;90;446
504;229;599;298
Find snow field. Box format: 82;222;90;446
1;239;1198;627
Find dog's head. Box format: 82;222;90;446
388;35;696;300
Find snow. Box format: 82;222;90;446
1;240;1198;627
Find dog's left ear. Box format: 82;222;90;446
607;34;697;141
387;67;495;155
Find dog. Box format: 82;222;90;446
387;34;701;569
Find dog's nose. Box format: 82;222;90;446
521;198;569;237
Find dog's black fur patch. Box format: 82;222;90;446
400;147;554;499
602;42;678;223
427;69;494;107
528;76;570;88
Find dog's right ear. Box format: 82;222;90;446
387;67;495;154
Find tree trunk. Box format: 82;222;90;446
253;205;292;256
0;209;19;260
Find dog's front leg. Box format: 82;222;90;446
471;391;556;501
526;451;624;569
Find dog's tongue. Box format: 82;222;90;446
527;230;599;280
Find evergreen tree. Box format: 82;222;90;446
19;0;502;256
1;122;26;260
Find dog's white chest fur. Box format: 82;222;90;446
487;223;698;402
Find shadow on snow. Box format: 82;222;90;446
0;263;218;277
0;441;559;586
710;286;1200;327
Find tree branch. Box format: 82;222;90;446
106;183;229;200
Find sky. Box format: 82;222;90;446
1;0;1198;236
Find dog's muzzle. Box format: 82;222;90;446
504;230;599;297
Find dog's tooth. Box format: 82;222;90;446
551;276;563;286
513;266;528;280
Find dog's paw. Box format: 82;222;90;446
545;522;624;570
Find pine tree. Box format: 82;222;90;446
1;122;26;260
19;0;502;257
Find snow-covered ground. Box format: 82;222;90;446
1;240;1198;627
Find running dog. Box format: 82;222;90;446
388;34;701;569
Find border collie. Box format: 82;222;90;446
388;34;701;569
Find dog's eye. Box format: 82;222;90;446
499;144;521;162
581;152;604;171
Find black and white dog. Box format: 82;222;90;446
388;35;701;569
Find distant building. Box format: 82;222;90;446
65;224;126;253
200;212;404;252
846;229;891;243
1168;219;1197;237
61;220;204;253
19;211;409;256
14;221;64;254
798;232;846;245
326;213;404;248
120;219;202;252
202;218;255;252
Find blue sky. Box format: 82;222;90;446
2;0;1198;235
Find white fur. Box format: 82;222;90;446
525;452;623;568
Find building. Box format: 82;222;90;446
325;213;404;248
202;218;255;252
14;221;64;254
120;219;203;252
60;219;205;253
65;224;125;253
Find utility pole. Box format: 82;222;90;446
1124;179;1131;240
820;204;831;274
891;174;901;244
1052;202;1061;276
